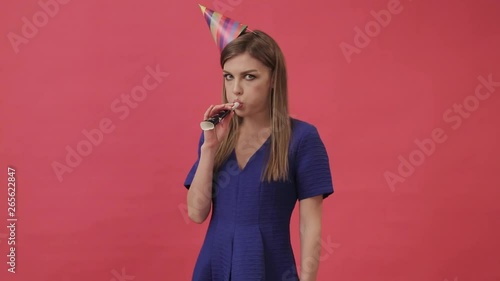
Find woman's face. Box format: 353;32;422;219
223;52;272;118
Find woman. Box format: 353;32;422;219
184;30;334;281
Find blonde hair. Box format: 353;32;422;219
214;30;291;182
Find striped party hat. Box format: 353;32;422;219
199;4;248;52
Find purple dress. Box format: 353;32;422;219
184;118;334;281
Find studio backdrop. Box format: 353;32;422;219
1;0;499;280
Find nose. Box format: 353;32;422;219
232;79;243;96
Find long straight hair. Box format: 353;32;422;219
213;30;291;182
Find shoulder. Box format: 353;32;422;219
290;117;321;143
287;118;326;159
288;118;332;188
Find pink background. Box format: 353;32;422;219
1;0;499;280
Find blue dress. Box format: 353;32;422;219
184;118;334;281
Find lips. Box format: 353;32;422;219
233;99;243;109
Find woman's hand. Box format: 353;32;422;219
202;103;235;150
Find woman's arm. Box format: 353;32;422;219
187;104;235;224
186;144;217;223
299;195;324;281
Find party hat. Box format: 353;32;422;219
199;4;248;52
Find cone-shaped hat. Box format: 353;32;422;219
199;4;248;52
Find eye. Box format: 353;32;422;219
245;74;256;80
223;73;234;81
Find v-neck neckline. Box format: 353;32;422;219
232;136;271;172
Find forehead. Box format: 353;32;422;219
223;52;267;72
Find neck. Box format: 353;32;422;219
240;111;271;137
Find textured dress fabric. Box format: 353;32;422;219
184;118;334;281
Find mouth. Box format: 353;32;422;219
233;99;243;109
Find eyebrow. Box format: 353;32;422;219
223;69;259;75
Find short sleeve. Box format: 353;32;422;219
295;126;334;200
183;132;204;189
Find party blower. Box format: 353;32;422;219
200;102;240;131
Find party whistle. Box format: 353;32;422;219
200;102;240;131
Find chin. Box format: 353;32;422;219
234;109;247;118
